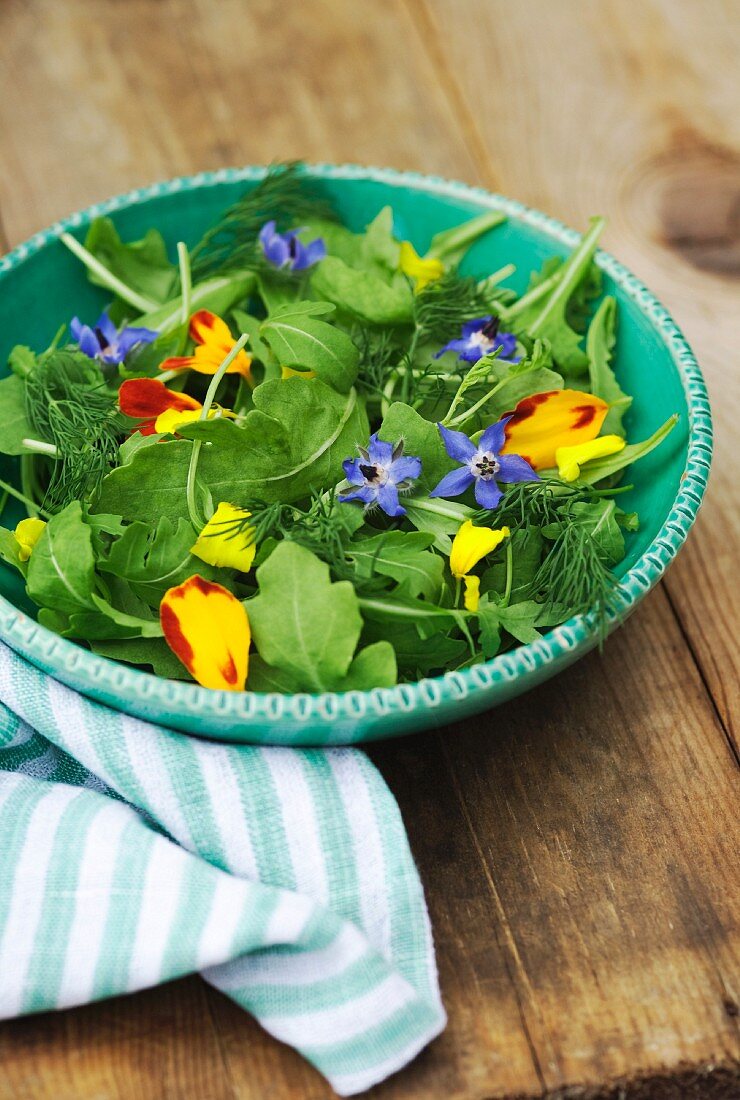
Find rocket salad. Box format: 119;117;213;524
0;164;677;693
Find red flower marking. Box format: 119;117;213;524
219;652;240;686
571;405;598;430
160;601;194;667
119;378;201;435
504;391;557;428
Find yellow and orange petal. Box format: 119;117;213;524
160;310;253;380
160;575;250;691
14;517;46;562
500;389;609;470
398;241;444;292
556;435;626;482
190;503;256;573
118;378;201;435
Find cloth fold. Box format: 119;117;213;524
0;641;445;1095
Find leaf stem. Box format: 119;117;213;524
21;438;59;457
502;538;513;606
0;475;51;519
186;333;249;530
59;232;159;314
177;241;192;328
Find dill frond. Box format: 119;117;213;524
526;523;618;637
24;351;125;513
189;162;338;278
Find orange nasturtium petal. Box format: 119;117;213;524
190;503;256;573
160;310;253;380
160;576;250;691
118;378;201;434
500;389;609;470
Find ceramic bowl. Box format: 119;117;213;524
0;166;712;744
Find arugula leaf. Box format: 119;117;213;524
311;256;413;325
248;541;381;692
576;415;679;484
99;516;213;604
135;272;256;334
348;531;443;600
26;501;96;615
563;500;625;565
0;374;40;455
90;636;193;679
404;496;474;554
361;207;400;272
261;302;359;392
586;297;632;436
95;378;368;520
0;526;24;574
476;594;542;657
427;210;506;263
481;528;544;600
512;217;605;374
332;641;397;690
378;402;452;491
361;620;467;679
83;217;176;305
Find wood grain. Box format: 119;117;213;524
0;0;738;1097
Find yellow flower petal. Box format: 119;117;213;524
450;520;510;578
399;241;444;291
556;435;626;482
191;503;256;573
501;389;609;469
14;517;46;562
160;575;250;691
281;366;316;380
463;574;480;612
154;406;236;435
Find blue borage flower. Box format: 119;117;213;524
435;315;519;364
340;435;422;517
71;311;157;365
431;419;539;510
258;220;326;272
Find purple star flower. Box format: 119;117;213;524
431;419;539;510
70;311;157;366
340;434;422;517
435;316;520;364
258;220;327;272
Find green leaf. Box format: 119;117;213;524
8;345;38;378
333;641;397;690
99;516;212;604
576;415;679;484
0;374;39;455
348;531;443;600
476;593;542;657
481;528;544;600
378;402;452;491
261;302;359;392
565;500;625;565
83;217;176;305
512;217;605;374
404;497;474;554
121;325;187;378
361;620;467;679
361;207;400;272
427;210;506;263
586;297;632;436
0;526;24;575
95;378;368;520
247;541;365;692
90;636;192;679
26;501;95;615
311;256;413;325
136;272;257;334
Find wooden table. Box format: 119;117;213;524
1;1;738;1096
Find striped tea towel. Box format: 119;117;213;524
0;641;445;1095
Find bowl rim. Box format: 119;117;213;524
0;163;713;726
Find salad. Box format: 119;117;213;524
0;164;677;694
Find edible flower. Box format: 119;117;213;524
190;503;256;573
340;434;422;517
398;241;444;292
462;575;481;612
500;389;608;470
160;575;250;691
555;435;626;482
435;316;519;364
71;311;157;365
160;311;253;381
14;517;46;562
259;221;326;271
431;420;539;510
118;377;202;435
450;520;510;578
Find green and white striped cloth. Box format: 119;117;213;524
0;641;445;1095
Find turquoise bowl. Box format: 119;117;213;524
0;166;712;745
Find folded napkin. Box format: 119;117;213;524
0;641;445;1095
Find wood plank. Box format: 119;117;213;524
415;0;740;748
